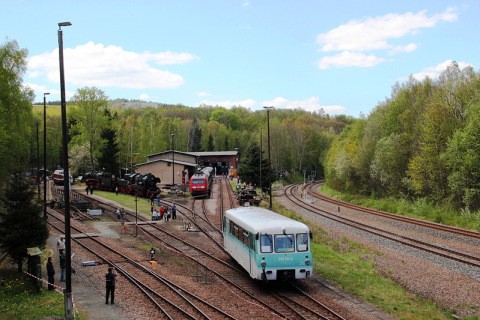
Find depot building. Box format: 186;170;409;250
135;150;240;185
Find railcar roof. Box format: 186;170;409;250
225;207;309;234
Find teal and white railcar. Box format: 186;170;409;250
223;207;313;282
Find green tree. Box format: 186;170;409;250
187;117;202;152
0;39;35;181
442;97;480;210
98;109;120;174
206;134;214;151
69;87;109;171
0;173;49;272
237;141;274;192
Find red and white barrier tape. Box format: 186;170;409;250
23;271;77;320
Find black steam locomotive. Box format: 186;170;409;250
84;171;160;198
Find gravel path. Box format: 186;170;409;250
276;186;480;318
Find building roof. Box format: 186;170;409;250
136;158;198;168
145;150;195;158
189;151;239;156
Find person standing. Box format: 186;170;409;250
116;208;121;223
159;206;164;221
156;193;161;206
171;204;177;220
150;193;155;206
90;185;94;195
59;250;66;281
105;267;117;304
56;236;65;252
47;257;55;290
115;186;119;196
85;185;89;195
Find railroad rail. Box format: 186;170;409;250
64;188;346;319
46;209;237;319
287;183;480;269
307;181;480;240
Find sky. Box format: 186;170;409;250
2;0;479;117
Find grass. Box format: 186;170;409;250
32;105;63;116
266;195;461;320
0;268;85;320
320;185;480;232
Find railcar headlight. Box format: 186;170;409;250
305;259;310;265
261;261;267;267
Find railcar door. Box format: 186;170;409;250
248;233;255;277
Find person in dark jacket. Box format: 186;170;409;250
47;257;55;290
150;193;155;205
105;267;117;304
171;204;177;220
59;250;66;281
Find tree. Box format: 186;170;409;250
69;86;109;171
187;117;202;152
0;39;35;182
237;141;275;192
98;109;120;174
0;173;49;272
206;134;214;151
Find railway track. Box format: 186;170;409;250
58;188;347;319
286;183;480;269
46;209;236;319
307;181;480;240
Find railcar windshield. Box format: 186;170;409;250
260;234;273;253
275;234;295;253
192;179;203;184
296;233;309;252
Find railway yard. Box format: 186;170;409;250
40;178;480;319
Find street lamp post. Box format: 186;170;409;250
133;185;139;237
259;128;262;197
171;134;175;185
303;168;307;185
44;92;50;220
43;92;50;220
263;106;273;210
58;21;73;320
36;120;40;202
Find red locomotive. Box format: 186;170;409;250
189;166;214;198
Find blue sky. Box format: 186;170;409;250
2;0;479;117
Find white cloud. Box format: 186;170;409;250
23;82;71;99
317;8;457;52
198;92;211;97
388;43;417;55
28;42;198;89
262;96;346;114
262;97;289;107
140;94;150;99
408;60;474;81
199;99;256;108
318;51;385;69
243;2;249;6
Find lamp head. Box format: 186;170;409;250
58;22;72;27
44;93;50;96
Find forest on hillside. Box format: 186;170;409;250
325;62;480;211
35;99;350;179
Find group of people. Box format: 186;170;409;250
47;236;67;291
151;204;177;221
235;182;253;191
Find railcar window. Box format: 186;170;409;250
193;179;202;184
274;234;295;253
242;231;249;246
296;233;308;252
260;235;273;253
